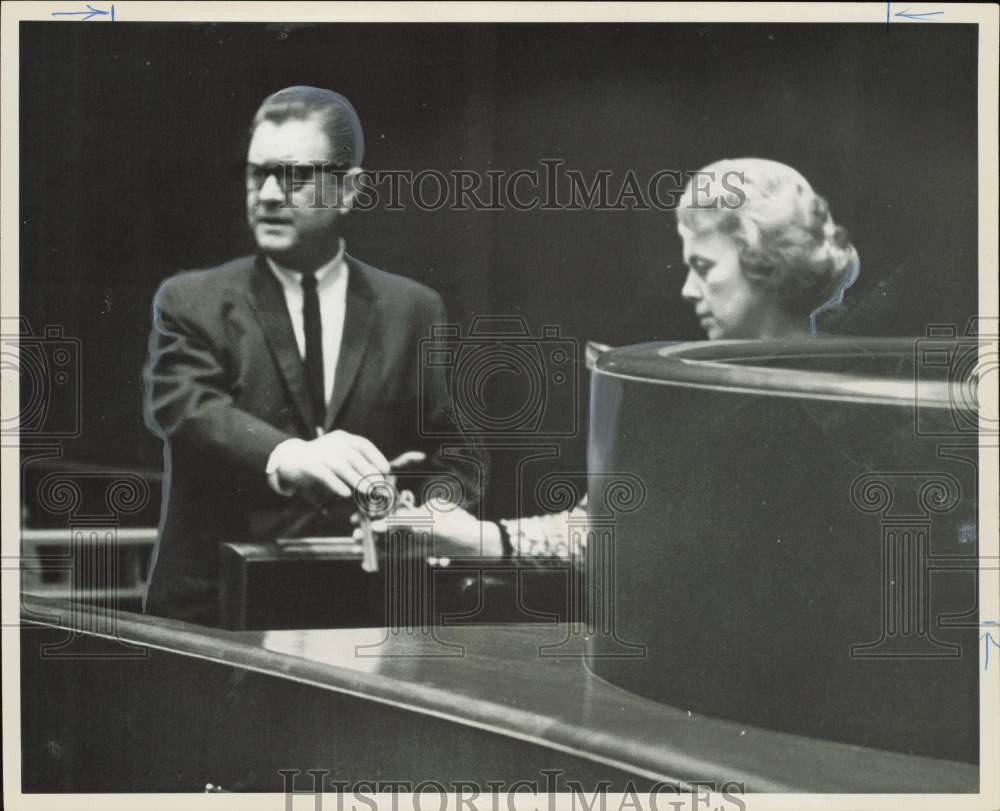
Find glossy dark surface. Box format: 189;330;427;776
219;541;578;630
594;337;961;405
587;339;979;762
21;597;977;792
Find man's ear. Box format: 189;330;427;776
338;166;363;214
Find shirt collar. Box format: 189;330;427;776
266;239;347;287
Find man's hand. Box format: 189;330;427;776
270;429;393;502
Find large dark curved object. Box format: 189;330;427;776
20;596;977;793
586;337;981;763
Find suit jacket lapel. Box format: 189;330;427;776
325;256;377;431
246;255;316;432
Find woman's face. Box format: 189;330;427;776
679;226;774;340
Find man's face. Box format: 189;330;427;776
246;115;348;270
679;226;773;340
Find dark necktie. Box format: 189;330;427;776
300;271;325;429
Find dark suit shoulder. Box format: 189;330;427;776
348;256;443;309
157;255;256;297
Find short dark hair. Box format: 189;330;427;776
250;85;364;168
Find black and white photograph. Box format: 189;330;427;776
2;2;998;809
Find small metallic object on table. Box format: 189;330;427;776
358;518;379;572
357;451;426;573
357;479;392;573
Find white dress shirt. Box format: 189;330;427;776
264;241;349;495
265;240;349;407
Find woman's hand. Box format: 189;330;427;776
351;497;504;557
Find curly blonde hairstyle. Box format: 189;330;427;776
677;158;859;319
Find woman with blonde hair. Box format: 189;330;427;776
678;157;859;340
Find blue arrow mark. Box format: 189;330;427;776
982;632;999;670
894;9;944;20
981;621;999;670
51;4;115;21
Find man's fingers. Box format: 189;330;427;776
325;430;389;474
340;451;394;497
305;461;352;499
280;452;352;501
312;431;425;490
350;435;392;475
389;450;427;469
324;456;365;492
312;440;388;492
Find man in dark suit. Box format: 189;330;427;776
142;86;483;625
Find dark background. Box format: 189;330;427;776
19;22;979;519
